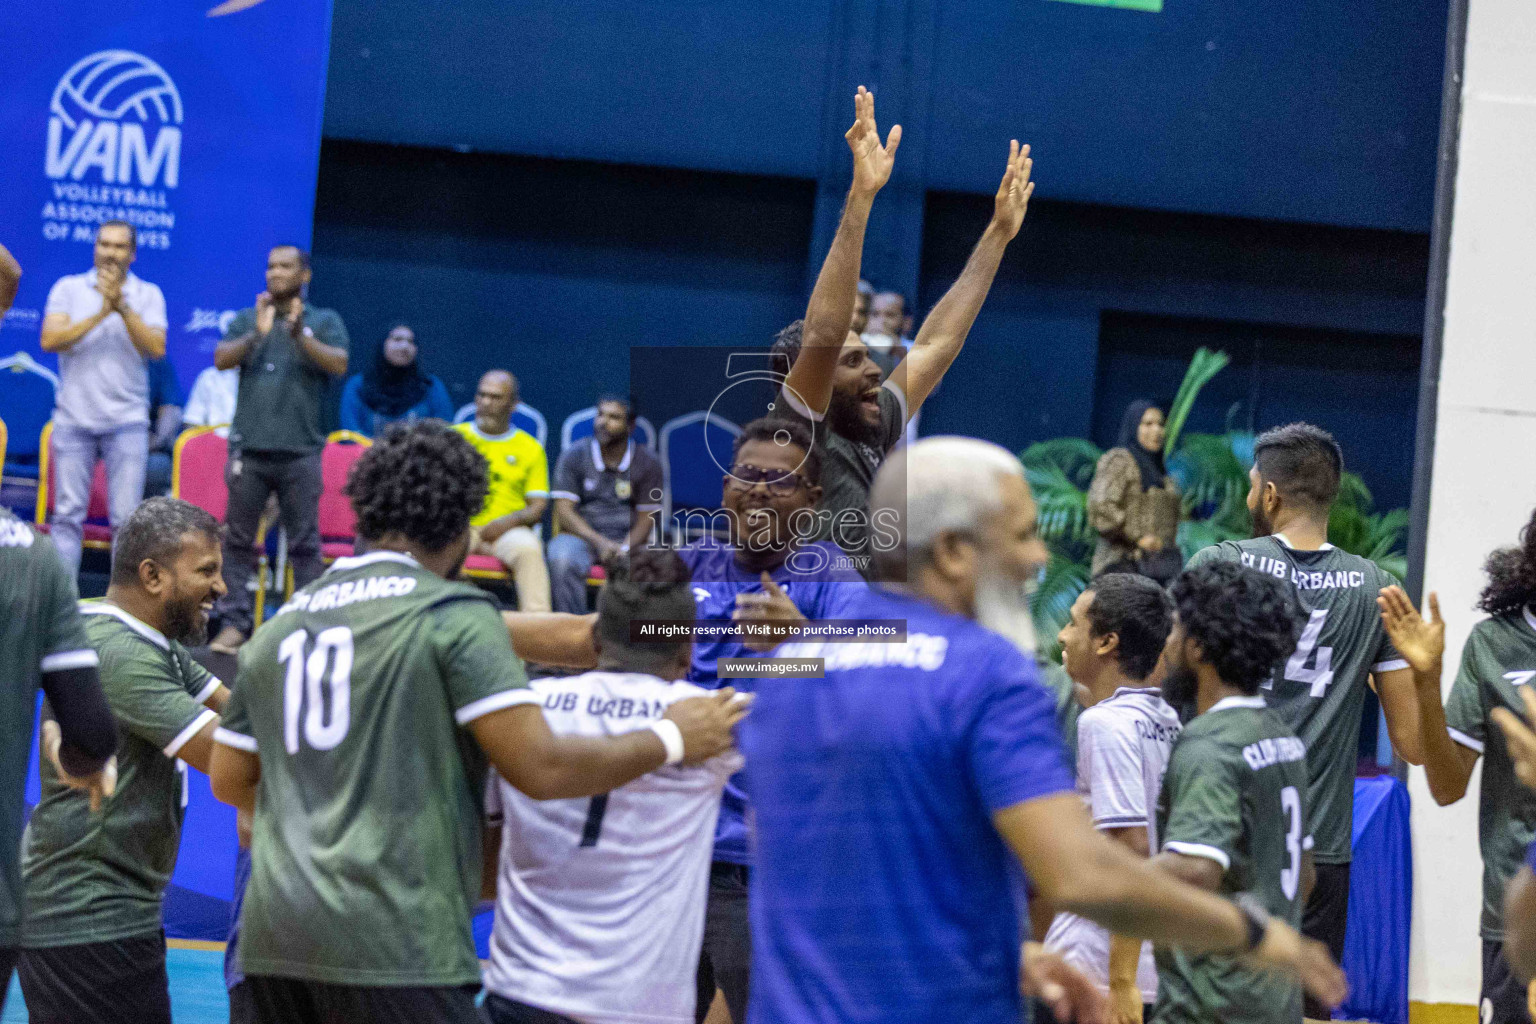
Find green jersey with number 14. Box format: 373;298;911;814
215;550;541;987
1186;537;1405;864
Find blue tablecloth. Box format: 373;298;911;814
1340;774;1412;1024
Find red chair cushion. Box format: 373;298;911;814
321;540;355;561
173;432;229;521
319;442;368;541
43;452;110;522
462;554;509;578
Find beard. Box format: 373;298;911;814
1250;501;1273;539
164;588;209;646
827;389;883;448
1161;663;1199;723
974;567;1038;656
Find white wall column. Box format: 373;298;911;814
1412;0;1536;1007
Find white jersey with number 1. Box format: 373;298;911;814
482;671;742;1024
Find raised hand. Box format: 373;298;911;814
255;291;276;335
664;688;752;764
96;263;124;312
285;293;306;330
733;573;808;652
41;719;117;813
991;140;1035;241
1376;586;1445;677
845;85;901;198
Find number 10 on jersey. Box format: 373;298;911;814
279;627;354;754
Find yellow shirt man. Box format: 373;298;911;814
455;421;551;610
455;422;550;526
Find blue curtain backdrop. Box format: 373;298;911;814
0;0;334;397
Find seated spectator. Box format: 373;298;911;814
455;370;551;611
861;288;912;378
547;395;663;613
184;364;240;435
142;358;183;497
338;323;454;437
851;279;874;336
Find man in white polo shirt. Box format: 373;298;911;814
39;221;167;576
1045;572;1183;1024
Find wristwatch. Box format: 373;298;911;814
1233;893;1270;952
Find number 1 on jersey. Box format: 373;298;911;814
579;794;610;848
1284;609;1335;698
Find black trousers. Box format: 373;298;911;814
18;932;171;1024
0;945;15;1016
218;449;325;635
482;992;582;1024
696;861;751;1024
245;974;483;1024
1301;862;1351;1019
1482;939;1534;1024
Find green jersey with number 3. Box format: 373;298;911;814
1152;696;1310;1024
215;551;541;987
1187;538;1405;863
1442;609;1536;939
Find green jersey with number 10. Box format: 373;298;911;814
215;550;541;987
1186;537;1405;864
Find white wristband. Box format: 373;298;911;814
649;719;685;766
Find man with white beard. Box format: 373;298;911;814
743;436;1348;1024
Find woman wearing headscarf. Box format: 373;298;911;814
1087;399;1183;585
338;323;455;437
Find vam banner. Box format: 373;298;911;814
0;0;334;397
0;0;333;940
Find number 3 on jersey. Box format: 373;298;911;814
1280;785;1302;901
279;626;354;754
1283;609;1334;698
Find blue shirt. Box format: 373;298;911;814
338;373;455;438
742;587;1074;1024
677;539;865;864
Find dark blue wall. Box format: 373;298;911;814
309;141;814;424
323;0;1446;230
915;192;1428;510
309;0;1444;511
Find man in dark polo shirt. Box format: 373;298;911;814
770;92;1035;575
547;395;664;613
208;245;348;652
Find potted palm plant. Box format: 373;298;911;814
1022;348;1408;659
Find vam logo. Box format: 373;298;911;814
46;50;182;188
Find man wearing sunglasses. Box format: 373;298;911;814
676;414;866;1024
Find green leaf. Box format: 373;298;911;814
1021;438;1103;491
1032;552;1091;663
1163;347;1231;457
1169;431;1251;517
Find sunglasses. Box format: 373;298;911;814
726;464;808;497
